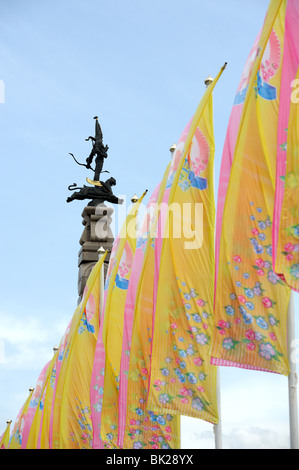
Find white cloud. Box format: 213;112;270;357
181;418;215;449
223;426;289;449
180;367;291;449
0;312;69;370
181;418;290;449
0;314;49;344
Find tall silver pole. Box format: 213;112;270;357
204;73;223;449
287;291;298;449
213;367;223;449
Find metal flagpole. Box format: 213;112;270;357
168;145;182;447
287;290;299;449
213;366;223;449
203;71;223;449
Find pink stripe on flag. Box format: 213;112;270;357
214;32;261;305
117;184;161;447
210;357;277;374
21;361;50;449
272;0;299;290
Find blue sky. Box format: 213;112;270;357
0;0;298;448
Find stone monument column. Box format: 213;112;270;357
77;203;114;302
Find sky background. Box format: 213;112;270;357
0;0;298;449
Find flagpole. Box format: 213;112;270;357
167;145;183;448
287;291;299;449
98;246;106;321
213;367;223;449
203;72;223;450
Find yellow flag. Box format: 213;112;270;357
211;0;291;374
118;166;181;449
25;254;106;448
0;421;11;449
274;64;299;292
39;326;72;448
91;191;147;449
25;359;56;448
8;389;34;449
145;64;226;422
52;253;107;449
19;361;50;449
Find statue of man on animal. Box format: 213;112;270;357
67;117;123;207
